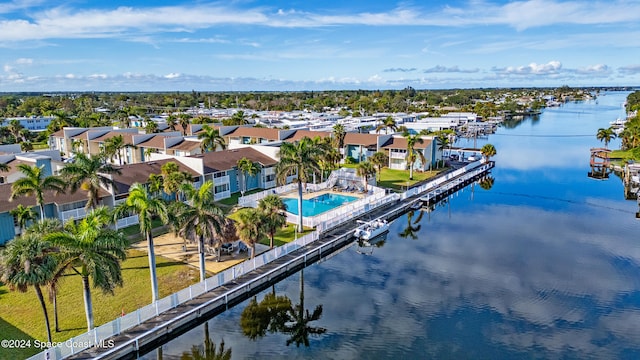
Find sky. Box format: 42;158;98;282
1;0;640;92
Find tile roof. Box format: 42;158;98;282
225;127;280;140
380;136;432;149
0;183;109;213
343;133;379;146
169;140;201;151
111;158;199;195
136;135;166;149
283;130;331;143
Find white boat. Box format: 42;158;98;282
354;218;390;240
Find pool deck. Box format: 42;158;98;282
280;188;366;200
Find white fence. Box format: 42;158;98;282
28;159;491;360
238;183;297;208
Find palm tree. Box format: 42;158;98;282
399;210;423;240
436;134;450;167
9;204;37;234
177;181;224;282
0;162;9;172
257;195;287;249
596;128;616;149
331;124;346;153
356;161;376;191
275;137;322;232
59;152;121;209
480;143;497;161
25;219;65;332
10;164;66;221
479;176;495;190
145;120;159;134
166;115;178;132
179;114;191;136
235;208;264;259
237;157;261;196
369;151;388;181
161;161;192;202
230;111;248;125
114;183;168;303
181;323;232;360
0;233;57;342
375;116;398;134
282;270;326;347
402;131;426;181
45;207;127;331
147;173;164;198
103;134;133;165
198;125;226;152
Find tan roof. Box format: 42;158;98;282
284;130;331;143
381;136;432;150
0;183;109;213
343;133;379;146
225;127;280;140
196;148;277;173
169;140;201;151
90;132;135;144
111;159;199;195
50;129;66;138
136;135;166;149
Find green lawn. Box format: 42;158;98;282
376;168;443;190
227;208;313;247
0;249;199;359
217;189;263;206
610;148;640;160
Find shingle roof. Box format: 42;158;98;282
111;158;199;195
380;136;432;149
169;140;201;151
0;183;109;213
225;127;280;140
197;148;277;174
343;133;379;146
283;130;331;143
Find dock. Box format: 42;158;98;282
38;161;494;360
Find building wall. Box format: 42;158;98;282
0;212;17;245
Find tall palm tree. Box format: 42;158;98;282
147;173;164;198
179;114;192;136
480;143;497;161
25;219;64;333
166;115;178;132
436;134;450;167
356;161;376;191
114;183;168;303
331;124;346;153
177;181;224;282
596;128;616;149
59;152;121;209
402;131;426;181
10;164;66;221
276;137;322;232
9;204;37;234
235;208;264;259
0;233;57;343
198;125;226;152
282;270;326;347
369;151;388;181
257;195;287;249
45;207;127;331
237;157;261;196
375;116;398;134
103;134;133;165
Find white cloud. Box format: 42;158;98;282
423;65;479;74
164;72;181;79
495;61;562;75
618;64;640;75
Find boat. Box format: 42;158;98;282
356;232;388;255
354;218;390;240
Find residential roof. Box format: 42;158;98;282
0;183;108;213
381;136;432;149
90;132;135;144
111;158;199;195
169;140;201;152
343;133;379;146
136;135;167;149
283;130;331;143
225;127;280;140
197;148;277;174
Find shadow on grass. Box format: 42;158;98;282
0;317;37;359
121;261;186;270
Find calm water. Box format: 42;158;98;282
144;92;640;360
283;193;358;217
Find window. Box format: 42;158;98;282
215;184;229;193
265;174;275;182
213;171;226;178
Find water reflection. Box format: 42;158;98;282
240;270;326;348
478;175;495;190
180;323;232;360
398;209;423;240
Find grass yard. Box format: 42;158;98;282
0;249;199;359
217;189;263;206
227;208;313;247
376;168;442;190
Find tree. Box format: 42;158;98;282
180;323;232;360
0;162;9;172
60;152;121;209
402;131;426;181
479;176;495;190
177;181;224;282
145;120;159;134
45;207;127;331
166;115;178;132
282;270;326;347
147;173;164;198
235;208;264;259
275;137;322;232
9;204;37;234
179;114;191;136
369;151;388;181
596;128;616;149
480;143;497;161
103;134;134;165
257;195;287;249
10;164;66;221
161;161;192;201
375;116;398;134
114;183;168;303
332;124;346;151
436;133;451;167
198;125;227;152
237;157;261;196
356;161;376;191
399;210;423;240
0;233;57;342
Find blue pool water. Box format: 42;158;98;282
283;193;358;217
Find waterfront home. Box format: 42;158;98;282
343;133;391;163
380;135;439;170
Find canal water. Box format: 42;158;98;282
143;91;640;360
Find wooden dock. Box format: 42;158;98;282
56;161;495;360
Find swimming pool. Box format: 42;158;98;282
283;193;358;217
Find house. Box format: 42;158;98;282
380;135;439;170
223;126;281;145
343;133;391;163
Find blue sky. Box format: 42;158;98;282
1;0;640;92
